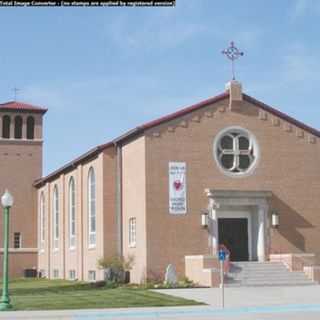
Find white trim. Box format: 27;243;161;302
0;248;38;253
52;185;59;250
39;192;45;249
88;167;96;247
213;126;259;178
129;217;137;248
68;177;76;250
206;189;270;262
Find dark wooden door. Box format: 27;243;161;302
218;218;249;261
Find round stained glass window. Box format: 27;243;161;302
214;127;258;176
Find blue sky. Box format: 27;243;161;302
0;0;319;175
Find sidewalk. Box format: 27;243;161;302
0;304;319;320
0;285;319;320
159;284;320;308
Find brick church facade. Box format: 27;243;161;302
0;101;46;277
2;80;320;285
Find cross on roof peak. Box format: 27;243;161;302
12;87;20;101
222;41;244;80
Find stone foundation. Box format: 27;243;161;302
185;255;221;287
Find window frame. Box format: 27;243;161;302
40;192;45;251
88;167;96;248
68;177;76;250
13;232;21;249
52;185;59;250
88;270;96;282
129;217;137;248
213;126;259;178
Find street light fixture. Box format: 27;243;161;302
0;190;14;311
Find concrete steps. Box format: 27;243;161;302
225;261;316;287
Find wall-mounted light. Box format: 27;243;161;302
201;209;209;228
271;210;279;228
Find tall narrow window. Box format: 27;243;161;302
2;115;10;138
88;167;96;247
26;116;35;140
129;217;136;247
14;116;23;139
53;185;59;250
69;177;76;249
40;192;45;250
14;232;21;249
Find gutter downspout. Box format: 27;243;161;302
115;143;123;257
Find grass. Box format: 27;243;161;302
3;278;202;311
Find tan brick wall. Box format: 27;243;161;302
102;148;118;261
0;111;43;277
122;136;147;283
142;97;320;279
38;147;118;281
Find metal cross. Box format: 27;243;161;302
222;41;244;80
13;87;20;101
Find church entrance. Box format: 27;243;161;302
218;218;249;261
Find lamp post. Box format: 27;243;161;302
0;190;14;311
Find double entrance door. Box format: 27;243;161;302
218;218;249;261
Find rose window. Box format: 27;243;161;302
214;128;258;175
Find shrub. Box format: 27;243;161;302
97;255;134;285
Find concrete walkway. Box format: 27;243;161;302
0;285;318;319
159;284;320;308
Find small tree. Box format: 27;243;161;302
97;255;134;284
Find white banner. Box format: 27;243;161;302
169;162;187;214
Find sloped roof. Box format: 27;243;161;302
0;101;47;114
34;91;320;187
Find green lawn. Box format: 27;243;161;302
3;279;201;311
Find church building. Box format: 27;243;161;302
33;79;320;285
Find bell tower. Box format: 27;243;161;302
0;101;47;277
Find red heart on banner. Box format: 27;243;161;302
174;180;183;191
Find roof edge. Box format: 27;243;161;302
35;90;320;188
0;101;48;114
243;94;320;137
34;142;113;188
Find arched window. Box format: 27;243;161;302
26;116;35;140
40;192;45;249
14;116;23;139
53;185;59;250
88;167;96;247
69;177;76;249
2;115;10;138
